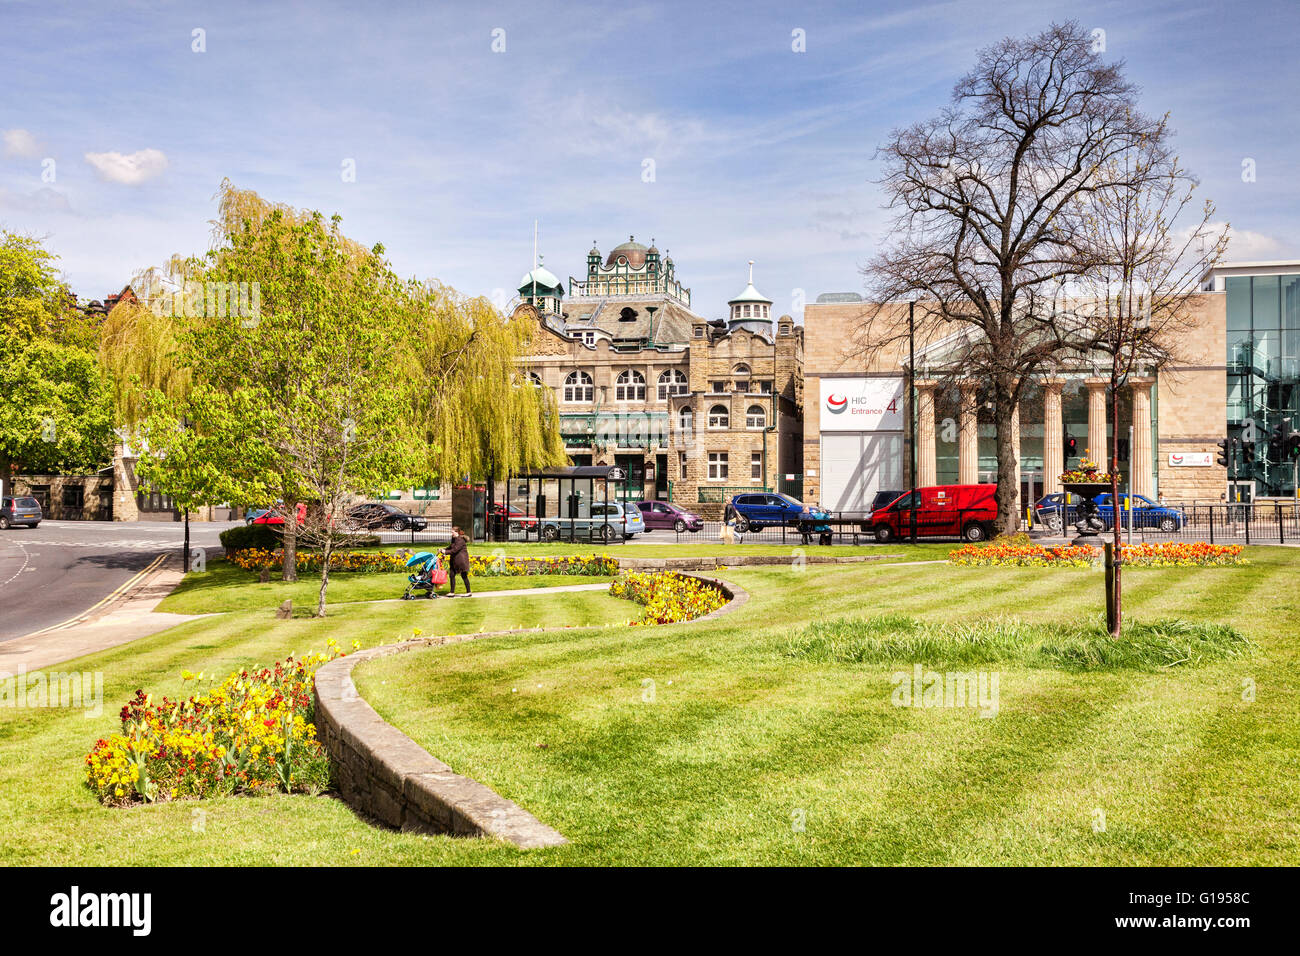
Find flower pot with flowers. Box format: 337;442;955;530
1060;451;1117;541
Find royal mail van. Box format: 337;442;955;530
868;484;999;542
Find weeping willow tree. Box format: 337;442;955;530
403;281;565;485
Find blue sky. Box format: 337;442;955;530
2;0;1297;317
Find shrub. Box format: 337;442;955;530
218;523;283;554
84;643;351;806
948;541;1247;568
226;549;618;576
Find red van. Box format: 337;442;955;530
868;484;998;542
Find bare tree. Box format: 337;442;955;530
1062;128;1229;635
862;21;1165;533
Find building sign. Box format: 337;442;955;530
819;378;904;432
1168;453;1213;467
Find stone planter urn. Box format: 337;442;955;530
1062;481;1114;544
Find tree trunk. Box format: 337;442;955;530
316;537;332;617
993;382;1018;536
1109;362;1123;638
281;492;299;582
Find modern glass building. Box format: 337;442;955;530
1214;267;1300;497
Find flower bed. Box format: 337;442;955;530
609;571;728;625
1059;451;1115;485
226;549;618;577
949;541;1246;568
85;642;352;806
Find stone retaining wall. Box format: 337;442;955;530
313;572;745;848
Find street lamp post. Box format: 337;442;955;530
908;298;917;544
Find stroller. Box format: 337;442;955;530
401;551;447;600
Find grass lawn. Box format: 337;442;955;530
374;539;958;562
3;546;1296;865
157;559;616;615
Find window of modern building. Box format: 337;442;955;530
615;369;646;402
563;370;594;403
658;368;688;400
708;451;729;480
746;405;766;429
708;404;729;429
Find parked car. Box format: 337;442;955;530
868;484;997;542
490;503;538;533
0;495;42;529
730;493;832;532
244;506;273;525
859;489;906;531
634;500;703;533
1094;493;1185;532
538;501;645;541
345;502;428;532
250;502;307;526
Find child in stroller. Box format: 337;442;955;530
401;551;446;599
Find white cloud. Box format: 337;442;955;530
1217;224;1283;261
84;148;169;184
3;128;40;158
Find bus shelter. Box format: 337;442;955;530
500;465;632;543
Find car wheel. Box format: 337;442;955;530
509;521;522;533
874;525;894;544
0;516;9;530
542;524;559;542
600;524;614;542
734;518;750;534
962;522;988;542
1158;516;1177;533
392;518;408;532
674;519;686;533
1045;514;1062;533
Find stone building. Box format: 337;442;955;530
513;240;803;512
801;260;1300;513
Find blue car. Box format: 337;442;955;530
730;492;832;535
1033;492;1183;533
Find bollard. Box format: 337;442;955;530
1103;542;1116;635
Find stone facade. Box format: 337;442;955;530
514;244;803;514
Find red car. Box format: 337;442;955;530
492;503;538;532
251;502;307;526
868;484;998;542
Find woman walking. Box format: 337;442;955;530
441;526;472;597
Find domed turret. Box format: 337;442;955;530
518;259;564;316
606;235;649;269
727;260;773;332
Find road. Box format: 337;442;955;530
0;520;239;642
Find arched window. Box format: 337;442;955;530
732;364;751;376
746;405;766;429
528;371;544;388
708;404;729;429
563;370;594;403
658;368;688;400
615;369;646;402
678;406;693;433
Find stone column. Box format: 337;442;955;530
1129;377;1155;497
958;381;979;485
1042;380;1065;495
916;380;938;487
1085;378;1108;465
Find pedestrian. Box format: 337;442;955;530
1157;490;1166;506
441;526;472;597
722;496;739;545
799;505;813;545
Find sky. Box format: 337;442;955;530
2;0;1298;318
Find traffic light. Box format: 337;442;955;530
1287;426;1300;460
1269;421;1287;461
1242;440;1255;465
1065;436;1078;465
1216;438;1232;469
